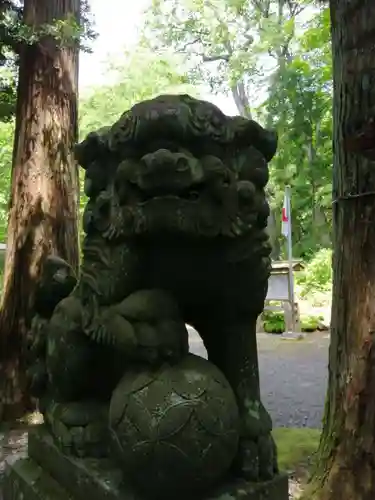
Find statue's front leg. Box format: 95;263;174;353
198;317;277;482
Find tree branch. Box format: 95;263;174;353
177;37;201;52
231;80;252;119
252;0;271;17
202;53;230;62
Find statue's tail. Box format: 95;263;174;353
27;255;78;402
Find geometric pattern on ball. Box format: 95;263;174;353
109;354;240;499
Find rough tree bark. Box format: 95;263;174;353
0;0;80;421
306;1;375;498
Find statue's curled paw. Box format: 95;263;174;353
133;318;189;365
233;433;278;481
232;399;278;481
45;401;109;458
106;289;189;364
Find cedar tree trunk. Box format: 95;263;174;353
0;0;80;421
306;1;375;498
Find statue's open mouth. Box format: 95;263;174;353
126;180;204;203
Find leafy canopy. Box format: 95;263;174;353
141;1;332;258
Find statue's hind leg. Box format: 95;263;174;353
43;296;120;457
197;315;278;482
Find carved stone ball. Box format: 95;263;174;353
109;354;239;499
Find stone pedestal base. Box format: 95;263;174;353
3;426;289;500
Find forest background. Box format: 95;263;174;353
0;0;333;322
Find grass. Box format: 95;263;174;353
274;427;320;472
273;427;321;497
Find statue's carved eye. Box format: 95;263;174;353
176;157;189;170
221;176;231;187
237;181;256;203
53;268;68;284
188;191;199;200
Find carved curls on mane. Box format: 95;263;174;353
105;94;278;163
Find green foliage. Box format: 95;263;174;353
0;0;96;122
300;314;324;332
0;0;95;49
272;427;320;473
0;66;17;122
0;1;21;122
79;48;195;137
0;3;334;266
141;1;333;259
0;121;11;281
297;248;332;298
263;309;285;334
143;0;312;97
0;120;13;241
263;7;332;258
262;308;325;333
6;11;95;51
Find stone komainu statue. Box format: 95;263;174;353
26;95;288;500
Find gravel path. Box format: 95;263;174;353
189;328;329;429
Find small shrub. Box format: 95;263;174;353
261;309;324;333
297;249;332;298
262;309;285;333
300;314;324;332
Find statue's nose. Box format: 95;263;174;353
141;149;175;171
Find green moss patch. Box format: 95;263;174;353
273;427;320;472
